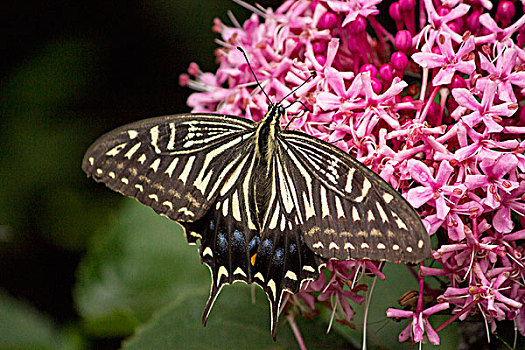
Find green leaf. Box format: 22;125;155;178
74;199;209;337
123;284;351;349
0;289;82;350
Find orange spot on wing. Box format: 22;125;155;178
251;253;257;266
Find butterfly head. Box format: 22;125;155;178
266;103;286;124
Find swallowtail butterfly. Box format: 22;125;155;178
82;49;430;338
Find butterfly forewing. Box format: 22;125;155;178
278;131;431;263
82;114;256;223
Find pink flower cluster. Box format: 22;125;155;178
181;0;525;346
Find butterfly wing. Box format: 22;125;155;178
278;131;431;264
83;113;297;336
82;113;256;223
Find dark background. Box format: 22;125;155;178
1;0;280;347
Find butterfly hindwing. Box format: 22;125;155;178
180;143;259;324
82;114;256;223
278;131;431;263
181;144;322;338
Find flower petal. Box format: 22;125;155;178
432;66;455;86
452;88;481;110
406;187;435;208
407;159;435;185
424;319;441;345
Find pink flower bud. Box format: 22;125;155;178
451;75;467;89
467;11;481;33
318;11;338;30
371;77;382;93
312;40;327;54
379;63;393;83
212;18;223;33
437;6;450;17
391;51;408;71
455;17;465;30
448;22;461;34
427;101;440;123
188;62;200;75
401;95;414;103
395;30;413;52
398;0;415;11
496;1;516;27
348;16;367;33
360;63;378;77
517;27;525;47
179;73;190;87
315;54;326;66
389;2;402;21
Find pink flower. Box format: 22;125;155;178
299;259;370;323
464;153;519;209
353;73;407;136
476;13;525;60
469;263;523;318
323;0;381;27
477;47;525;103
386;303;450;345
493;182;525;233
412;32;475;86
415;0;470;48
451;81;519;133
406;159;466;220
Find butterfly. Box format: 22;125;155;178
82;48;430;338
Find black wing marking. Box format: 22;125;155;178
82;114;256;223
278;131;431;264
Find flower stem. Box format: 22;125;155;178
363;265;381;350
434;299;478;333
287;312;307;350
418;86;439;123
416;263;425;313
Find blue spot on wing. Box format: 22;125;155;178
272;248;284;266
232;230;245;248
259;239;273;257
249;236;260;254
217;231;227;253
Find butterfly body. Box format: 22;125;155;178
82;103;430;337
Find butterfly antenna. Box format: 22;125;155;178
279;71;316;105
285;100;312;112
237;47;271;104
